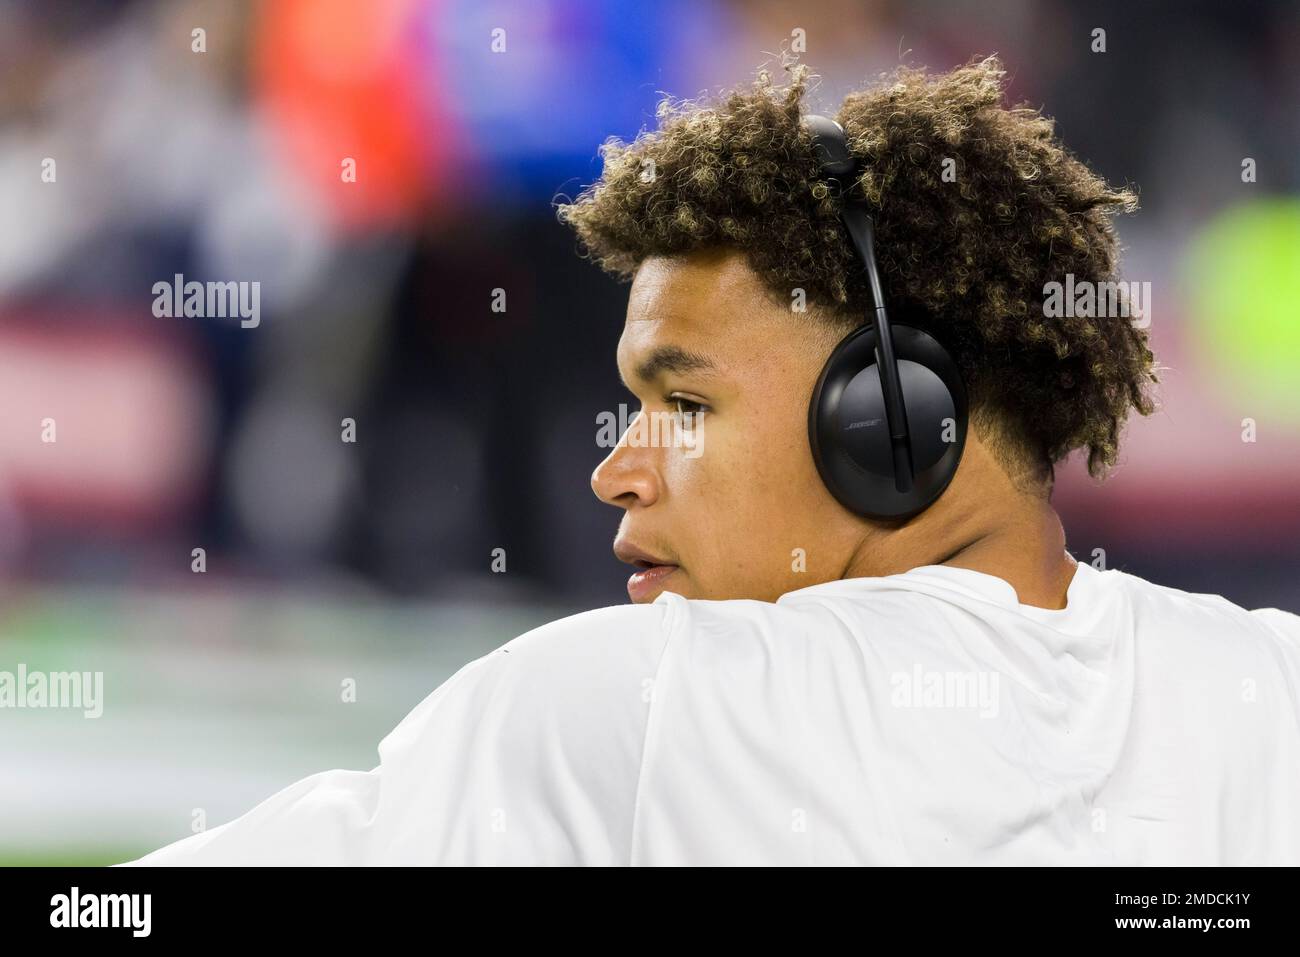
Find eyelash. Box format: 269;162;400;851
667;394;709;426
669;395;705;413
621;386;710;422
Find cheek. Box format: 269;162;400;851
674;411;816;547
660;418;760;505
743;406;819;500
659;446;724;526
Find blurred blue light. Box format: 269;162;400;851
426;0;732;199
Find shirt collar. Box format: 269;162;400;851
779;559;1092;614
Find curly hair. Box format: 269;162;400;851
555;55;1158;485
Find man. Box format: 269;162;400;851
125;57;1300;866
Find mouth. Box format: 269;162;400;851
614;541;680;603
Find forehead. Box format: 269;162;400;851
619;249;780;377
627;248;760;319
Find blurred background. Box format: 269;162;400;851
0;0;1296;863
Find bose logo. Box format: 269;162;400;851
845;419;883;430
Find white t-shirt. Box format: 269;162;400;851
123;561;1300;866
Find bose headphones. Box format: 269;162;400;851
803;114;968;520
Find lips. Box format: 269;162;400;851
614;540;680;603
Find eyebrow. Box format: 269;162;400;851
625;345;720;387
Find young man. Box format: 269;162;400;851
125;58;1300;866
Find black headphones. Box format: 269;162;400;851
803;114;968;520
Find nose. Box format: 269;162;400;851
591;418;661;509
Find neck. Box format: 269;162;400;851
935;503;1077;609
842;495;1078;610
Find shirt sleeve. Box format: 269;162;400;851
119;599;676;866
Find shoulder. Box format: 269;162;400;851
1110;565;1286;625
378;600;677;769
380;592;821;770
499;599;677;668
1249;606;1300;645
472;600;679;712
358;601;681;863
1108;566;1300;660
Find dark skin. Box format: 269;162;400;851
591;246;1079;609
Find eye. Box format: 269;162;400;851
669;395;709;429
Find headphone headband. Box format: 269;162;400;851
801;113;967;519
803;115;915;490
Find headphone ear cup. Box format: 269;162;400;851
809;324;968;520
